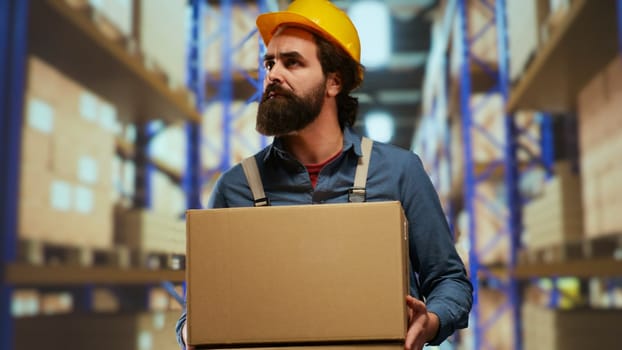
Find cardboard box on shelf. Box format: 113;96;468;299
474;181;510;265
578;56;622;238
18;166;56;242
186;202;409;348
65;0;134;42
18;167;114;249
507;0;539;82
151;171;186;219
21;125;53;170
522;302;622;349
115;208;185;255
139;0;187;89
92;287;120;313
478;288;514;350
40;292;73;315
11;289;41;318
466;0;498;66
15;311;181;350
522;162;584;249
204;3;260;73
51;123;115;190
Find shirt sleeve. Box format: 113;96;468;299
401;153;473;345
175;309;186;349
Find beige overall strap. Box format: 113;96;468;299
349;136;373;202
241;156;270;206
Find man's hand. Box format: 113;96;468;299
405;295;439;350
182;322;195;350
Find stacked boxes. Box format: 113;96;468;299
139;0;188;89
506;0;538;82
468;94;541;164
115;207;185;258
537;0;572;45
450;0;498;78
522;302;622;350
204;3;260;74
474;182;509;265
66;0;190;91
19;56;119;249
15;311;181;350
458;288;514;350
577;56;622;238
467;0;498;66
523;162;584;249
65;0;134;43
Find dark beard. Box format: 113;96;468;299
256;82;326;136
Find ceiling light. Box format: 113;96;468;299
365;111;394;143
348;1;391;69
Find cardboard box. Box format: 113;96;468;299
186;202;409;348
522;302;622;350
210;346;405;350
15;311;181;350
115;207;186;255
507;0;538;82
140;0;187;88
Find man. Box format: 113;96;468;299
177;1;472;349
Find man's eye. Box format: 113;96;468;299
264;61;274;70
285;59;299;67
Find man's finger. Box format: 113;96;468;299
406;295;426;315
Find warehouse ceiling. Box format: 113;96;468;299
333;0;437;150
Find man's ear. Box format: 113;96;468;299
326;72;342;97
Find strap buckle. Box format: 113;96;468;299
253;197;271;207
348;187;366;203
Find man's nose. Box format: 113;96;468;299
266;62;283;84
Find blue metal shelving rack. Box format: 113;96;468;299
456;0;557;349
412;0;457;233
1;1;30;349
186;0;207;212
456;0;518;349
201;0;269;197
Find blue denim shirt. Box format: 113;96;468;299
177;128;472;346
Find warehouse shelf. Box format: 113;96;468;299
449;63;498;115
207;70;261;100
514;258;622;279
507;0;618;113
116;138;184;183
28;0;201;124
5;264;185;286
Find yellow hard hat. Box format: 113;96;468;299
256;0;361;64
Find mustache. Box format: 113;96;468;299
262;84;295;102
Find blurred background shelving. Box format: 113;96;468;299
2;0;622;349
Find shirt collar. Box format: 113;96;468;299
262;127;362;163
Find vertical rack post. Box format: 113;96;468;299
539;113;554;178
495;0;522;349
219;0;234;170
201;0;269;194
456;2;480;348
457;0;523;348
133;122;156;209
185;0;205;210
0;1;30;349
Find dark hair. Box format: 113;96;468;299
312;33;365;129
